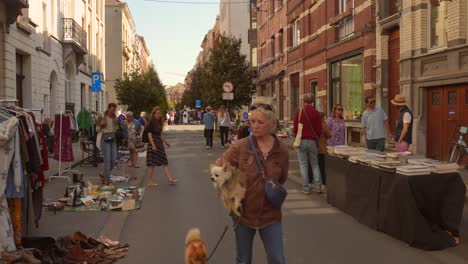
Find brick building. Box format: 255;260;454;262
256;0;288;123
376;0;468;158
255;0;377;144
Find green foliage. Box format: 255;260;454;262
180;35;254;110
114;64;169;115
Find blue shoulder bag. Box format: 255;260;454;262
248;136;287;208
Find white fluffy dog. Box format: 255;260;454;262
209;163;246;216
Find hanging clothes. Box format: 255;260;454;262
77;110;93;130
0;117;20;254
53;114;74;162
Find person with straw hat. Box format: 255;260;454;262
391;94;413;152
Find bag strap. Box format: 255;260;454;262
249;136;265;178
302;107;319;139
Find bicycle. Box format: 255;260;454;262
448;124;468;163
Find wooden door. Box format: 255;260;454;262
443;87;463;160
388;29;400;133
427;88;444;160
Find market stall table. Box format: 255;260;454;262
325;155;466;250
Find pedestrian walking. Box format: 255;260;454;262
138;112;148;127
214;97;289;264
318;112;331;189
97;103;119;185
122;111;142;168
169;109;175;125
326;104;346;146
203;106;215;149
146;107;178;187
293;94;322;194
361;96;392;152
42;117;54;155
391;94;413;152
217;105;231;147
183;110;189;125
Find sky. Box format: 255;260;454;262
125;0;220;86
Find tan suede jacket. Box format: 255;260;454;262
215;136;289;228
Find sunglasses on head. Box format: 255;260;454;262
336;108;343;111
250;104;273;111
369;100;376;104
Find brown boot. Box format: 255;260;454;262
0;251;22;264
20;250;41;264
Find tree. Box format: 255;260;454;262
115;64;169;115
181;35;254;110
204;35;254;109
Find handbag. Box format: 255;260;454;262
248;136;287;208
102;132;116;143
293;109;303;148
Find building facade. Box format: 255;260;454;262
256;0;288;124
105;0;138;107
138;35;151;72
0;0;106;118
376;0;468;158
220;0;250;59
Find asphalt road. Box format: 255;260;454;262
111;126;468;264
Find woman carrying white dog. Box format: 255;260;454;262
214;97;289;264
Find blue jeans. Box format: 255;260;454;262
366;138;386;152
235;223;285;264
297;139;322;191
101;140;117;181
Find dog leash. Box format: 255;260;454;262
207;194;242;261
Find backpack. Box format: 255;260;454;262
142;126;149;143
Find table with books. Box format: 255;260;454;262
325;146;466;250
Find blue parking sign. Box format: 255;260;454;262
91;72;101;92
195;99;201;108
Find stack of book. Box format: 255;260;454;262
431;163;460;174
386;151;412;158
348;154;385;165
407;157;443;166
371;159;405;172
334;146;368;157
396;165;432;175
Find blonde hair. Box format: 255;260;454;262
251;97;276;133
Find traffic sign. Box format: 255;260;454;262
243;112;248;120
91;72;102;92
223;93;234;100
222;82;234;93
195;99;201;108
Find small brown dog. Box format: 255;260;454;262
185;228;208;264
210;163;246;216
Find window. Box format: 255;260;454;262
432;92;441;105
336;16;354;40
293;20;301;47
337;0;347;14
279;78;284;120
310;80;319;110
430;2;448;48
330;55;363;120
278;29;283;54
271;35;275;58
290;73;300;118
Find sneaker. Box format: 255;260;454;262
312;188;322;194
302;189;312;194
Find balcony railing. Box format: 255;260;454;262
389;0;400;16
63;18;87;53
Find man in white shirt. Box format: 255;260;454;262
391;94;413;152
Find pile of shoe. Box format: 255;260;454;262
58;232;129;264
0;232;129;264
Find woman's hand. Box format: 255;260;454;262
100;119;107;127
152;144;157;151
165;141;171;148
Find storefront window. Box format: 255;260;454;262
430;2;448;48
331;55;363;120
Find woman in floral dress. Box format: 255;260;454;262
327;104;346;146
123;111;142;167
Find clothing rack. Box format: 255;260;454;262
49;110;79;182
29;109;44;123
